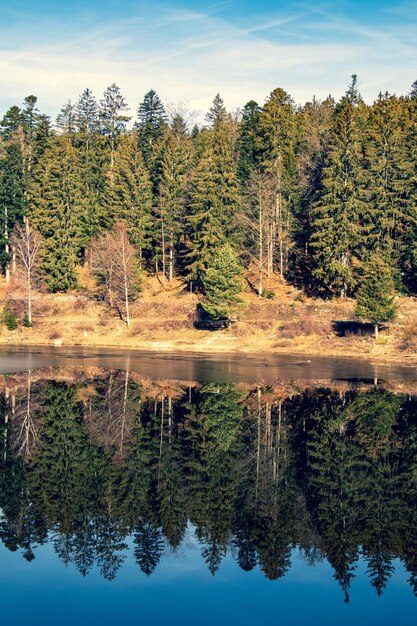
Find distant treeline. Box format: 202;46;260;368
1;75;417;298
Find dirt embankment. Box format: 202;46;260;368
0;272;416;367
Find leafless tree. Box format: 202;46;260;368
11;218;44;325
91;221;140;326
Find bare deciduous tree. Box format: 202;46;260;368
91;221;140;326
11;218;44;325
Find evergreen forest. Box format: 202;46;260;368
1;76;417;318
1;373;417;601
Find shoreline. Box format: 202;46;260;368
0;334;416;369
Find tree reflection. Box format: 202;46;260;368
0;374;416;599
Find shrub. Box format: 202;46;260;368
2;306;18;331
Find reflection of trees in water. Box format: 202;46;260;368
0;375;417;597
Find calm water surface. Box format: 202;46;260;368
0;348;416;625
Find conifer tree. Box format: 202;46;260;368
310;77;366;296
0;106;23;140
28;136;88;291
105;134;153;262
0;142;25;279
355;253;397;338
362;93;413;277
75;88;99;137
157;126;190;281
256;87;298;277
201;243;242;320
136;89;167;164
56;100;77;134
99;84;131;171
205;93;227;128
187;125;240;289
236;100;261;183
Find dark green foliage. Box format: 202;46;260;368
0;142;24;269
0;77;417;300
201;244;242;320
2;305;18;330
29;136;89;291
355;254;397;333
0;375;416;596
136;89;167;164
105;133;153;256
236;100;261;183
310;94;366;296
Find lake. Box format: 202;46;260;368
0;347;416;625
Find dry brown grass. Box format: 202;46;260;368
398;320;417;351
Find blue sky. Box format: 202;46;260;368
0;0;416;121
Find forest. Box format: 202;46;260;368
0;76;416;327
1;373;417;599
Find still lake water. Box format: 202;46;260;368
1;347;417;625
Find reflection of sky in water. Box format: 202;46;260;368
1;368;417;625
0;527;414;626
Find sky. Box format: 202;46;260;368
0;0;416;122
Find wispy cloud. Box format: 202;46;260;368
0;0;416;120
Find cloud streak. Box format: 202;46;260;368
0;0;416;121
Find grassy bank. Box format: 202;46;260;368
1;272;416;366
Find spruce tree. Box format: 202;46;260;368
157;127;190;280
362;93;413;279
0;142;25;276
187;123;240;289
236;100;261;183
310;79;366;296
75;88;99;137
355;253;397;338
201;243;242;320
55;100;77;134
105;134;153;261
28;136;88;291
99;83;131;171
205;93;227;128
256;87;299;277
136;89;167;164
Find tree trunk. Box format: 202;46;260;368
27;266;32;325
169;231;174;282
258;192;263;297
161;210;166;284
4;205;10;284
374;324;379;339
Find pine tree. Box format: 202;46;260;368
105;134;153;261
28;136;88;291
201;243;242;320
310;78;366;296
136;89;167;164
157;126;190;280
55;100;77;134
236;100;261;183
362;93;413;279
355;253;397;338
99;83;131;172
75;88;99;137
256;87;299;277
0;142;25;278
186;120;241;290
0;106;24;140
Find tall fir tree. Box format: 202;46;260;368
99;84;131;173
310;77;366;296
105;133;153;262
136;89;167;164
29;136;88;291
355;253;397;338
